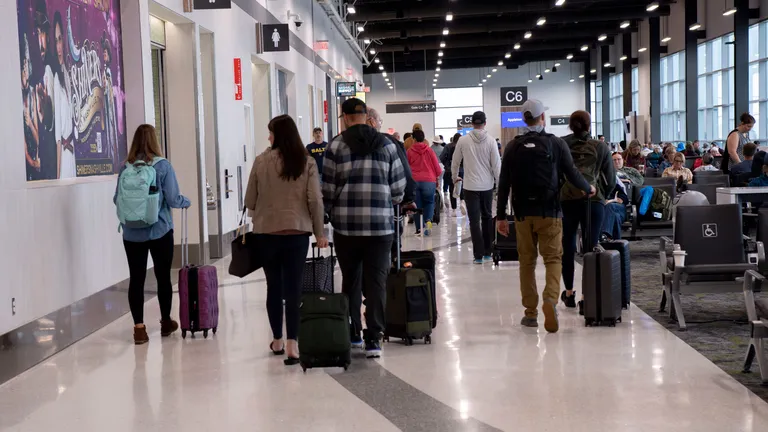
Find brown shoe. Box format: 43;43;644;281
134;326;149;345
542;300;559;333
160;319;179;337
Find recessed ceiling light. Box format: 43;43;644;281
446;12;454;21
555;63;561;67
478;83;483;86
545;68;551;73
579;74;585;78
435;73;439;77
514;43;521;50
440;42;446;48
433;78;438;82
487;74;492;78
524;31;532;39
379;65;384;70
436;67;441;71
382;72;387;77
374;58;380;63
437;60;442;64
536;74;542;78
363;38;371;44
443;28;450;35
620;21;631;29
723;6;737;16
482;79;487;82
385;78;389;82
438;51;444;57
689;23;702;31
498;61;504;66
528;79;533;83
433;83;436;87
492;68;498;72
604;62;611;67
638;47;647;52
570;78;575;82
537;17;547;26
581;45;589;51
647;2;659;12
662;36;671;43
598;34;607;41
357;25;365;32
620;55;628;61
590;69;597;73
555;0;565;5
567;54;574;60
505;52;511;58
347;5;356;14
370;49;376;54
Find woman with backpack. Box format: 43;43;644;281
559;111;616;309
115;124;190;345
245;114;327;366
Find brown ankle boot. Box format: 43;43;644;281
134;326;149;345
160;319;179;337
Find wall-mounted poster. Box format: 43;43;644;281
17;0;127;181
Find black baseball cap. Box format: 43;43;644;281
471;111;487;125
341;98;367;115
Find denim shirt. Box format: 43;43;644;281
114;159;190;242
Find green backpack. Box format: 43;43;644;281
116;157;164;230
561;139;600;201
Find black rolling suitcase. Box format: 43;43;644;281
384;207;437;345
599;239;631;308
492;215;518;265
582;200;623;327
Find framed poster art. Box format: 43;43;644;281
17;0;127;181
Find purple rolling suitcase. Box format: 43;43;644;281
178;209;219;339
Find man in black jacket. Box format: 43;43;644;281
496;99;594;333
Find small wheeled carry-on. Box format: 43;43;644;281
384;207;437;345
582;201;623;327
599;239;631;309
179;209;220;339
492;215;519;265
299;243;351;372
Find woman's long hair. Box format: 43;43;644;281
269;115;307;181
53;12;65;88
127;124;163;163
451;133;462;145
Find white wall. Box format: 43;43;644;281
364;63;586;141
0;0;364;334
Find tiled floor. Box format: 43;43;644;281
1;212;768;431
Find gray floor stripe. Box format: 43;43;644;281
330;361;503;432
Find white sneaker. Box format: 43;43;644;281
460;203;467;216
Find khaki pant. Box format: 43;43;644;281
514;217;564;318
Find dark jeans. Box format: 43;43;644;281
414;181;437;229
123;230;175;325
444;172;460;209
601;202;627;240
464;189;494;260
562;200;605;291
262;234;310;341
334;233;393;341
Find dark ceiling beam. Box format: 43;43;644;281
361;7;669;40
353;0;657;22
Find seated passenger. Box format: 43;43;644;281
612;152;644;186
662;152;693;184
601;173;630;241
694;153;720;172
730;142;757;176
659;146;676;171
646;146;662;168
749;161;768;187
622;140;645;170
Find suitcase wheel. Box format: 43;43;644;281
182;330;187;339
585;318;595;327
212;327;218;335
424;335;432;344
492;253;500;266
203;330;209;338
302;365;307;373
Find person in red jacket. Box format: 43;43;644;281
407;129;443;236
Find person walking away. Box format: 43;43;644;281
245;115;327;365
431;136;445;159
496;100;594;333
723;113;755;173
408;130;443;236
559;110;615;310
306;127;328;176
366;107;416;258
115;124;190;344
441;133;466;216
452;111;501;264
323;98;406;358
403;123;423;151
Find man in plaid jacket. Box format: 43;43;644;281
322;98;406;358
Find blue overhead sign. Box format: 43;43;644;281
501;112;526;129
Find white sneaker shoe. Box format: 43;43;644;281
460;203;467;216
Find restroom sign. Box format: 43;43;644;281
263;24;290;52
500;87;528;107
193;0;232;9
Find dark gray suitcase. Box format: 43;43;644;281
600;239;631;308
582;248;623;327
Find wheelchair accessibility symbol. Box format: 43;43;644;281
702;223;718;238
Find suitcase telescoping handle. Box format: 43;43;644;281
311;241;335;291
182;208;189;267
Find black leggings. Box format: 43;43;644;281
123;230;175;325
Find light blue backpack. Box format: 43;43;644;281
116;157;165;230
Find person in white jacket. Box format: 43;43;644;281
452;111;501;264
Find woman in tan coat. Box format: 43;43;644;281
245;114;327;365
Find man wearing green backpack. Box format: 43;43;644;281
560;111;616;310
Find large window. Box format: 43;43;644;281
660;51;686;141
698;34;735;142
590;81;603;137
632;67;639;114
433;87;483;140
749;21;768;140
608;73;624;142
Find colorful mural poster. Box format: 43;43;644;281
17;0;127;181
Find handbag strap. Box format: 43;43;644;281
235;209;248;244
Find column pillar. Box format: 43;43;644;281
649;16;661;142
734;0;750;120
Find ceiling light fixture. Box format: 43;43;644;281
434;78;438;82
492;68;498;72
570;78;575;82
552;65;558;72
370;49;376;54
505;52;511;58
487;74;492;78
638;46;647;52
437;60;443;64
567;53;574;60
438;51;444;57
363;38;371;44
620;55;628;61
545;68;551;73
598;34;607;41
723;6;737;16
524;31;533;39
385;78;389;82
446;12;454;21
478;83;483;86
604;62;611;67
689;22;702;31
432;83;436;87
482;79;487;82
443;28;450;35
374;58;380;63
435;73;439;77
662;36;672;43
498;61;504;66
581;45;589;51
620;21;631;29
382;72;387;77
556;0;566;6
555;63;561;67
379;65;384;70
590;69;597;73
436;67;441;71
537;17;547;26
514;43;521;50
347;5;356;14
357;25;365;32
536;74;542;78
528;78;533;83
538;74;544;80
647;2;659;12
579;74;585;78
440;42;446;48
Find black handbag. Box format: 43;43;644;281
228;211;263;278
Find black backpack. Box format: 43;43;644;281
510;132;559;204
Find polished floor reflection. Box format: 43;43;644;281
1;214;768;431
